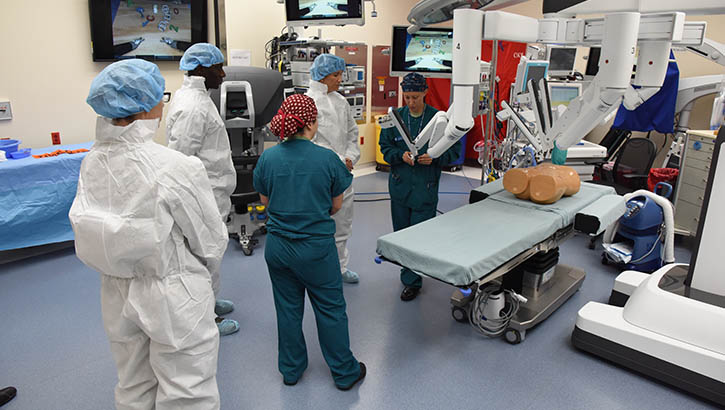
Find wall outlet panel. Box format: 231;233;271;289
0;101;12;121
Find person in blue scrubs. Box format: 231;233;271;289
379;73;461;301
253;94;366;390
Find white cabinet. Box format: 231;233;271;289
674;130;716;236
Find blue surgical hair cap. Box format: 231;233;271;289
87;59;165;119
310;54;347;82
180;43;225;71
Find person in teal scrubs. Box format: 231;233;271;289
379;73;461;301
253;94;366;390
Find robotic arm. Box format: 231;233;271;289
426;8;481;158
622;41;673;111
686;38;725;67
378;8;482;158
394;0;718;161
547;13;640;152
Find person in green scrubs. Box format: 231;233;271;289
379;73;461;302
253;94;366;390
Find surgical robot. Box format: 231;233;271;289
383;2;711;163
210;66;284;255
392;0;725;404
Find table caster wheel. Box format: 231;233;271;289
504;328;525;344
242;246;253;256
451;306;468;323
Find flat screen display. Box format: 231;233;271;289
285;0;364;25
585;47;601;76
524;65;548;92
391;26;453;77
89;0;207;61
548;47;577;73
549;84;581;107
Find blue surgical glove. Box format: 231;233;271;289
551;144;568;165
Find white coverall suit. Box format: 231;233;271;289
306;80;360;274
166;75;236;295
70;118;228;410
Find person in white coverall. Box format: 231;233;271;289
306;54;361;284
166;43;239;336
70;59;225;410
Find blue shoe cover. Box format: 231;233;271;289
342;270;359;284
217;318;239;336
215;299;234;316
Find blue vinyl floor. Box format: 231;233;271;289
0;171;717;410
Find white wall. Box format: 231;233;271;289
0;0;197;147
1;0;723;160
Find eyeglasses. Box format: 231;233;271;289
162;92;172;103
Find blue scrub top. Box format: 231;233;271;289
253;138;353;239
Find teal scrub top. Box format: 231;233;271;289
379;104;461;209
253;138;353;240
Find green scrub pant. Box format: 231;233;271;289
264;233;361;387
390;200;437;289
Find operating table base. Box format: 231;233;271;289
450;264;586;344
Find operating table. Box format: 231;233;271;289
376;179;625;343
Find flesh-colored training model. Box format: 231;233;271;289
503;164;580;204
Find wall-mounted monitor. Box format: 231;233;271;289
89;0;207;62
390;26;453;78
547;46;577;78
285;0;365;27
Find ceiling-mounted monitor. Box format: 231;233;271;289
285;0;365;27
390;26;453;78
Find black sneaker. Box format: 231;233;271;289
0;386;17;406
400;286;420;301
283;375;300;386
337;363;366;391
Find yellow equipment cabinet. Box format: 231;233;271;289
375;114;389;170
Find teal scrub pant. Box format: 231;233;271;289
390;200;437;289
264;233;361;388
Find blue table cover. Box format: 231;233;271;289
0;142;93;251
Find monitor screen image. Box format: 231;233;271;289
298;1;347;18
391;26;453;77
548;47;577;73
285;0;363;25
405;30;453;72
585;47;601;76
90;0;207;61
524;64;548;92
112;0;192;58
549;84;581;107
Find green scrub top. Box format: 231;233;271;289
253;138;353;240
379;104;461;209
